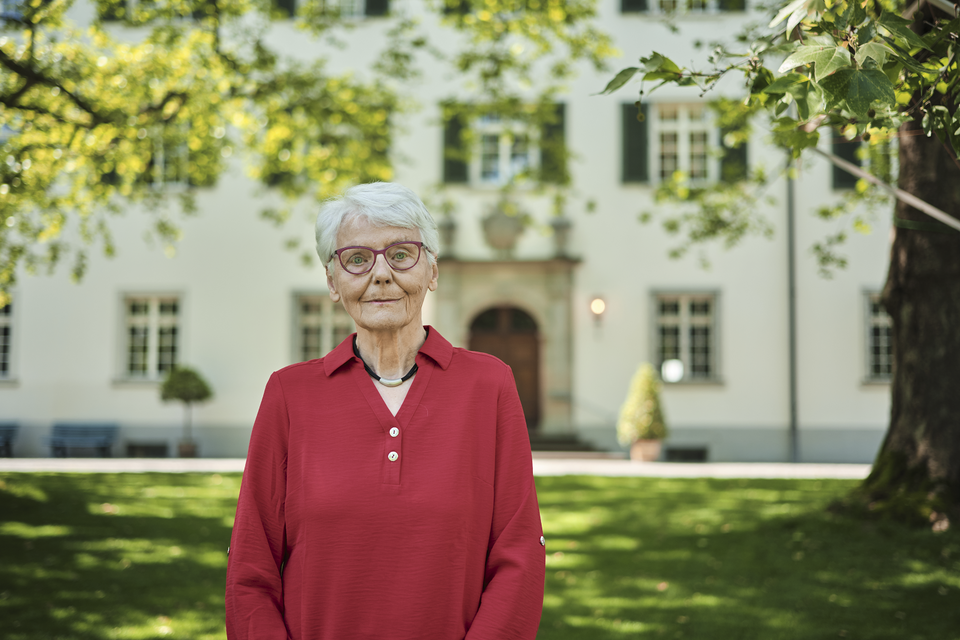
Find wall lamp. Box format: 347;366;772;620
589;297;606;324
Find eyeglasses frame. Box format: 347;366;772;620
333;241;425;276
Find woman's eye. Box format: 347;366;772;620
393;251;407;260
350;255;364;264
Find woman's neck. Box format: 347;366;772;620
355;324;426;380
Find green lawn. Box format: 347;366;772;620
1;473;957;639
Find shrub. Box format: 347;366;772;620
617;363;667;445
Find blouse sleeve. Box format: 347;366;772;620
465;367;546;640
225;372;290;640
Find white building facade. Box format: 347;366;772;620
0;0;893;461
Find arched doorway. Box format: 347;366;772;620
468;307;541;430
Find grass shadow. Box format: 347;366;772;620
535;476;960;640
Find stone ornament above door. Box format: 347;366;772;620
481;201;526;259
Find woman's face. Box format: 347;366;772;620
327;215;439;334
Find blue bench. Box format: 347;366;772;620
48;423;118;458
0;423;17;457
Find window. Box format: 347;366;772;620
865;292;892;381
146;127;189;186
99;0;218;22
123;296;179;379
654;293;719;382
623;103;746;184
621;0;745;12
0;300;11;379
273;0;388;18
474;115;536;186
294;294;355;361
442;103;566;186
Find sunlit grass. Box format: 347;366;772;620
1;474;958;639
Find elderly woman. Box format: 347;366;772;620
225;182;545;640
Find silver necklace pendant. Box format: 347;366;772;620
377;376;404;387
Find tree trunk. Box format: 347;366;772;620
861;115;960;527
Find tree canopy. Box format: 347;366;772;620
0;0;613;305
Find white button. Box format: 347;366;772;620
389;427;399;437
388;451;399;462
539;536;545;546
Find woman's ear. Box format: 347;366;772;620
327;273;341;303
428;261;439;292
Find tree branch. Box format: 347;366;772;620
0;50;103;124
812;146;960;232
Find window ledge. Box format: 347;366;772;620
861;378;891;386
664;377;725;386
0;377;20;388
112;377;163;388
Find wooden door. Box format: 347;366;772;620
468;307;540;429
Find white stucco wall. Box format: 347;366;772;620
0;0;891;462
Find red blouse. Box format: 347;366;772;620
225;328;545;640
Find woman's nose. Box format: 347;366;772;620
371;253;393;283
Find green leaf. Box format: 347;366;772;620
820;69;897;117
877;11;932;52
778;44;850;81
599;67;639;95
855;42;892;68
769;0;809;29
761;72;809;95
882;37;932;74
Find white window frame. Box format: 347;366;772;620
470;114;540;187
292;292;355;362
147;125;190;188
118;294;182;381
644;0;733;14
0;296;15;382
864;291;893;383
649;103;718;184
334;0;365;17
651;291;722;383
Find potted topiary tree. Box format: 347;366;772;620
617;363;668;462
160;366;213;458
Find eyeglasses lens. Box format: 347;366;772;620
341;243;421;274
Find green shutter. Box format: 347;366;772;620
719;126;748;183
442;107;468;184
718;0;745;11
540;103;568;185
275;0;295;18
365;0;389;16
622;103;649;183
443;0;471;14
832;132;861;189
621;0;648;12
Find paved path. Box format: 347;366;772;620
0;456;872;479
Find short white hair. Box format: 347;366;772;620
316;182;440;276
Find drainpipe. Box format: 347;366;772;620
787;155;799;463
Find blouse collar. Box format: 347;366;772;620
323;325;453;377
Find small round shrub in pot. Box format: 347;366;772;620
617;363;668;461
160;366;213;458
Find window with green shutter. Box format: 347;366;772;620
442;107;469;184
832;132;861;190
622;103;649;183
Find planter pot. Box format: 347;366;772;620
178;440;198;459
630;439;662;462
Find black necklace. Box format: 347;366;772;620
353;338;418;387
